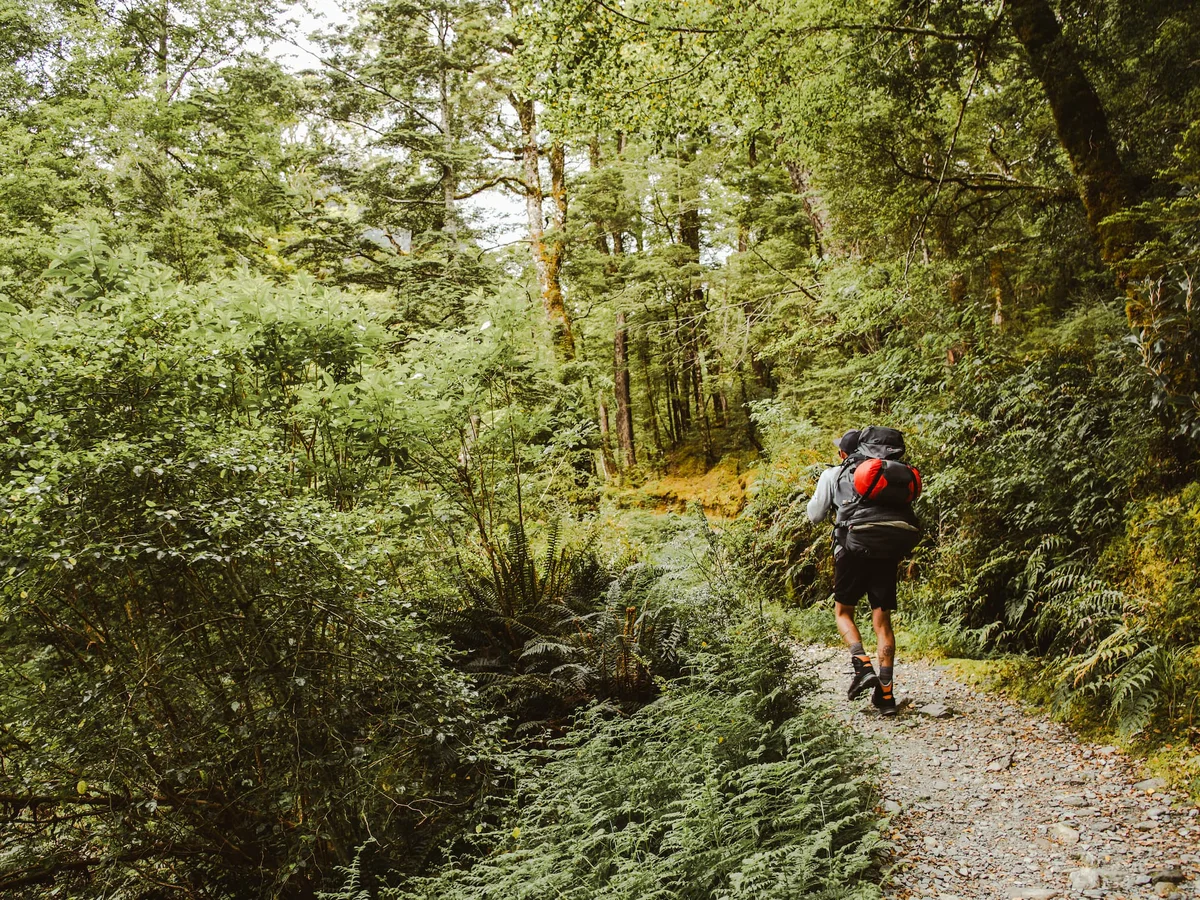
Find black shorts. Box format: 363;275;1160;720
833;552;899;611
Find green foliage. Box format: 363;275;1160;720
888;305;1166;635
0;232;610;895
997;537;1186;741
380;620;884;900
450;522;640;717
1128;268;1200;441
576;563;688;697
1;472;483;895
0;264;493;894
438;512;694;730
7;0;1200;886
731;471;831;610
1123;123;1200;441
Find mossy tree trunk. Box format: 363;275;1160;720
1006;0;1143;267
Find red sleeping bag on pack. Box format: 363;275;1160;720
852;458;922;505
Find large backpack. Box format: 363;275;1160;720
834;426;922;558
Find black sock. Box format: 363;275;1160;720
878;666;893;684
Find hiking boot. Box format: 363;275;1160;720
872;681;897;716
847;656;880;701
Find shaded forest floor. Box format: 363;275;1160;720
798;646;1200;900
612;451;759;517
606;436;764;519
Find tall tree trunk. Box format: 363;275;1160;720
692;343;714;463
513;98;574;363
739;367;763;452
665;356;682;444
585;137;614;479
638;335;664;455
546;142;575;360
587;136;631;469
614;312;636;469
437;12;457;239
596;392;615;480
679;170;705;450
1006;0;1142;266
783;160;828;258
668;315;691;439
592;139;635;469
515;98;547;288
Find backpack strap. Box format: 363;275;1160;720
839;452;865;471
836;453;865;489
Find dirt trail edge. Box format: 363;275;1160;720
793;645;1200;900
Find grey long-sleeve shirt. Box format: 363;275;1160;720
806;463;857;524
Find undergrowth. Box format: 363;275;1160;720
377;622;886;900
320;512;889;899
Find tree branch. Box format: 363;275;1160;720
588;0;987;42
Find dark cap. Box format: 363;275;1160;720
835;429;861;455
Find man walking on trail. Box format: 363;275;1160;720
806;428;918;717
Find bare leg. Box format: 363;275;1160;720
871;608;896;670
834;602;863;649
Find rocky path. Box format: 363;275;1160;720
794;645;1200;900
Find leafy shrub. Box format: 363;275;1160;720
718;405;833;609
0;253;493;896
569;563;687;700
731;471;833;609
0;467;484;896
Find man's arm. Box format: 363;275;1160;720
806;467;839;523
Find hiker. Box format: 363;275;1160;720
806;426;922;716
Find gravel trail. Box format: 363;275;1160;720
794;645;1200;900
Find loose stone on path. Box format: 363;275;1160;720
792;644;1200;900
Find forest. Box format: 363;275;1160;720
1;0;1198;895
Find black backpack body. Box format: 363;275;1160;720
834;426;922;559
